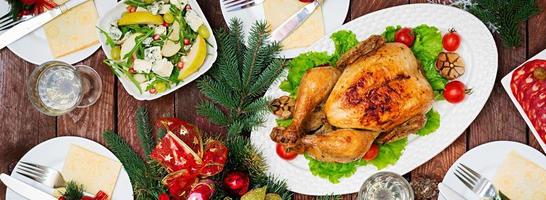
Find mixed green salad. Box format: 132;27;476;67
277;25;446;183
100;0;210;95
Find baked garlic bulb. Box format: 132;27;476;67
435;52;465;80
269;96;295;119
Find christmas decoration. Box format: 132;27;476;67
58;181;109;200
5;0;57;19
429;0;540;47
223;171;250;196
240;186;266;200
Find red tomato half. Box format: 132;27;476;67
276;144;298;160
444;81;467;103
395;28;415;47
363;144;380;161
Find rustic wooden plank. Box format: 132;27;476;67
526;0;546;152
116;86;175;156
0;50;56;199
57;50;115;144
469;24;528;147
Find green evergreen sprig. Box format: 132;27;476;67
61;181;84;200
197;19;284;137
464;0;540;47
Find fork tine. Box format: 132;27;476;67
223;0;243;5
0;20;21;31
457;165;478;182
455;168;477;186
0;13;12;21
20;162;48;171
226;1;256;12
454;171;473;189
19;162;48;174
16;169;46;182
460;163;481;179
225;0;252;8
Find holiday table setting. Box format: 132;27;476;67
0;0;545;200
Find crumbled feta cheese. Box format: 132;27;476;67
136;7;148;12
134;74;147;83
170;0;183;9
148;2;160;15
142;37;153;46
159;3;170;14
152;58;174;77
154;25;167;35
108;24;122;40
185;10;203;32
144;46;162;62
183;44;191;51
133;59;153;73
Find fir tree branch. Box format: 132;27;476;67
197;101;230;125
136;107;154;156
103;131;147;185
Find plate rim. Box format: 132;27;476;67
250;3;498;195
5;136;134;199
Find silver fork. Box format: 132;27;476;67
15;162;66;188
222;0;264;12
0;13;34;31
454;163;499;200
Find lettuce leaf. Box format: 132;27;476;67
382;25;401;42
416;109;441;136
305;138;408;183
422;60;448;91
330;30;359;64
275;118;293;128
411;25;443;62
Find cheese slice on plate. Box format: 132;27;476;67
263;0;325;49
44;0;99;58
492;151;546;200
62;144;121;199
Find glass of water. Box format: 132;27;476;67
358;171;414;200
26;61;102;116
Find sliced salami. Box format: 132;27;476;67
510;59;546;142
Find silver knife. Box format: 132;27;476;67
0;0;89;49
438;182;467;200
1;173;56;200
270;0;320;43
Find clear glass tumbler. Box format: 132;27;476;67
357;171;414;200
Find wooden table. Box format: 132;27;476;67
1;0;545;199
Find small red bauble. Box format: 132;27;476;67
223;171;250;196
158;193;170;200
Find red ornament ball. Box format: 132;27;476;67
19;0;36;5
158;193;170;200
223;171;250;196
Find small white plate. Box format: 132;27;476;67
220;0;350;58
501;49;546;152
97;0;218;101
439;141;546;200
0;0;116;65
251;3;498;195
5;136;133;200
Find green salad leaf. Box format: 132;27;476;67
275;118;293;128
382;25;401;42
330;30;359;64
411;25;443;62
279;52;330;96
416;109;441;136
422;60;448;91
305;138;408;183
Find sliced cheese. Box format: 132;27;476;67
62;144;122;199
44;0;99;58
263;0;325;49
492;151;546;200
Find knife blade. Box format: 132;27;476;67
270;0;320;43
1;173;56;200
438;182;467;200
0;0;89;49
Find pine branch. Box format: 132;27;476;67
61;181;84;200
197;76;238;109
136;107;154;156
197;101;230;125
103;131;147;185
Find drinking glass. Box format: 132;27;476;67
26;61;102;116
357;171;414;200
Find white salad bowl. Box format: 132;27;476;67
96;0;217;101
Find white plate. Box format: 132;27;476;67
5;136;133;200
439;141;546;200
501;49;546;152
220;0;350;58
97;0;218;101
250;4;498;195
0;0;116;65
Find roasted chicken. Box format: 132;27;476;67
271;35;434;163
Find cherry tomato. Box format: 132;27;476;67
442;29;461;51
128;67;136;74
184;38;191;45
185;4;192;10
177;61;185;69
149;88;157;94
127;6;136;13
443;81;466;103
276;144;297;160
363;144;380;161
394;27;415;47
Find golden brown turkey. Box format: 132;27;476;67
271;35;434;163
